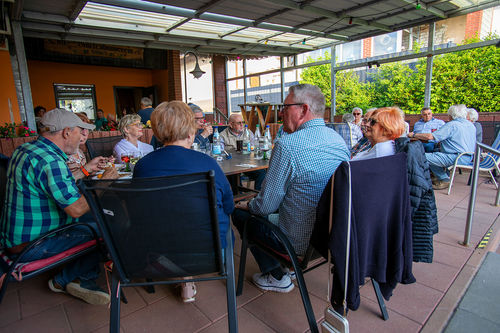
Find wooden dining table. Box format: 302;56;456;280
218;149;269;200
238;103;282;133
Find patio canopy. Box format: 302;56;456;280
10;0;500;57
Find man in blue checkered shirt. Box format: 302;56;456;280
233;84;349;293
1;109;117;305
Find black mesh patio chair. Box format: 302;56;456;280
79;171;238;333
236;214;327;333
85;135;122;159
0;156;100;304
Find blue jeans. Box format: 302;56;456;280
422;142;437;153
425;152;472;181
232;209;284;274
244;169;267;191
16;223;101;288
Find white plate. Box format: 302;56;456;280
92;172;132;180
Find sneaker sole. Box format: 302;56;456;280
252;275;294;293
48;279;66;294
66;282;110;305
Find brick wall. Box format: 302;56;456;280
213;55;228;119
465;11;483;39
363;38;372;58
167;50;182;101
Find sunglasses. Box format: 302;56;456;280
362;118;377;126
353;113;361;116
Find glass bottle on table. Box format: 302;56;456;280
263;125;272;160
254;124;263;159
212;126;222;156
242;125;251;154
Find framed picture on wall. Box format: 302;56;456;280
53;84;97;120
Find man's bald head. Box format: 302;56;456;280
228;113;245;134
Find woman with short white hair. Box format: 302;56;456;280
466;107;482;143
113;114;154;161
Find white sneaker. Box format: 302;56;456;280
252;273;294;293
282;266;297;281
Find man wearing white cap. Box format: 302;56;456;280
1;109;117;305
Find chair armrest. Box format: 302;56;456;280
450;152;474;168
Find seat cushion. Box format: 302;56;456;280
0;240;97;281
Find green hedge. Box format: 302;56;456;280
300;36;500;114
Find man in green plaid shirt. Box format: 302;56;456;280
1;109;117;305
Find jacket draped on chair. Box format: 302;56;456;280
395;137;438;263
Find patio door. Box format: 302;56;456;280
114;86;157;118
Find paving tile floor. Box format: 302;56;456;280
0;172;499;332
443;251;500;333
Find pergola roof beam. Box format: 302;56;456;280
89;0;348;41
166;0;226;32
398;0;446;18
69;1;88;21
262;0;392;31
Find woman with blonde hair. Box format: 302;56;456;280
133;101;234;303
352;107;405;161
113;114;153;161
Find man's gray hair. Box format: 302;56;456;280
342;113;355;123
141;97;152;107
466;108;478;122
448;104;467;120
352;107;363;115
288;84;325;117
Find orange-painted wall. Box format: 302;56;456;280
0;50;21;124
152;69;169;103
27;60;156;117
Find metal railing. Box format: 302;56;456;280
463;141;500;246
213;107;228;124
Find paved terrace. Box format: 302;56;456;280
0;172;499;333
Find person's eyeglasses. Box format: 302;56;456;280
363;118;377;126
353;113;361;116
129;122;143;128
282;103;304;111
231;121;244;125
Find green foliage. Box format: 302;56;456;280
0;123;37;138
299;36;500;114
300;55;332;104
335;71;373;112
0;123;16;138
300;52;373;113
428;37;500;113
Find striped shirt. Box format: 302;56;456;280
1;137;80;248
335;123;363;150
249;119;350;254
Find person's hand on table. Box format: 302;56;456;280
235;200;250;211
201;123;213;138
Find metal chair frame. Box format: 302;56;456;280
85;135;122;159
80;171;238;333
